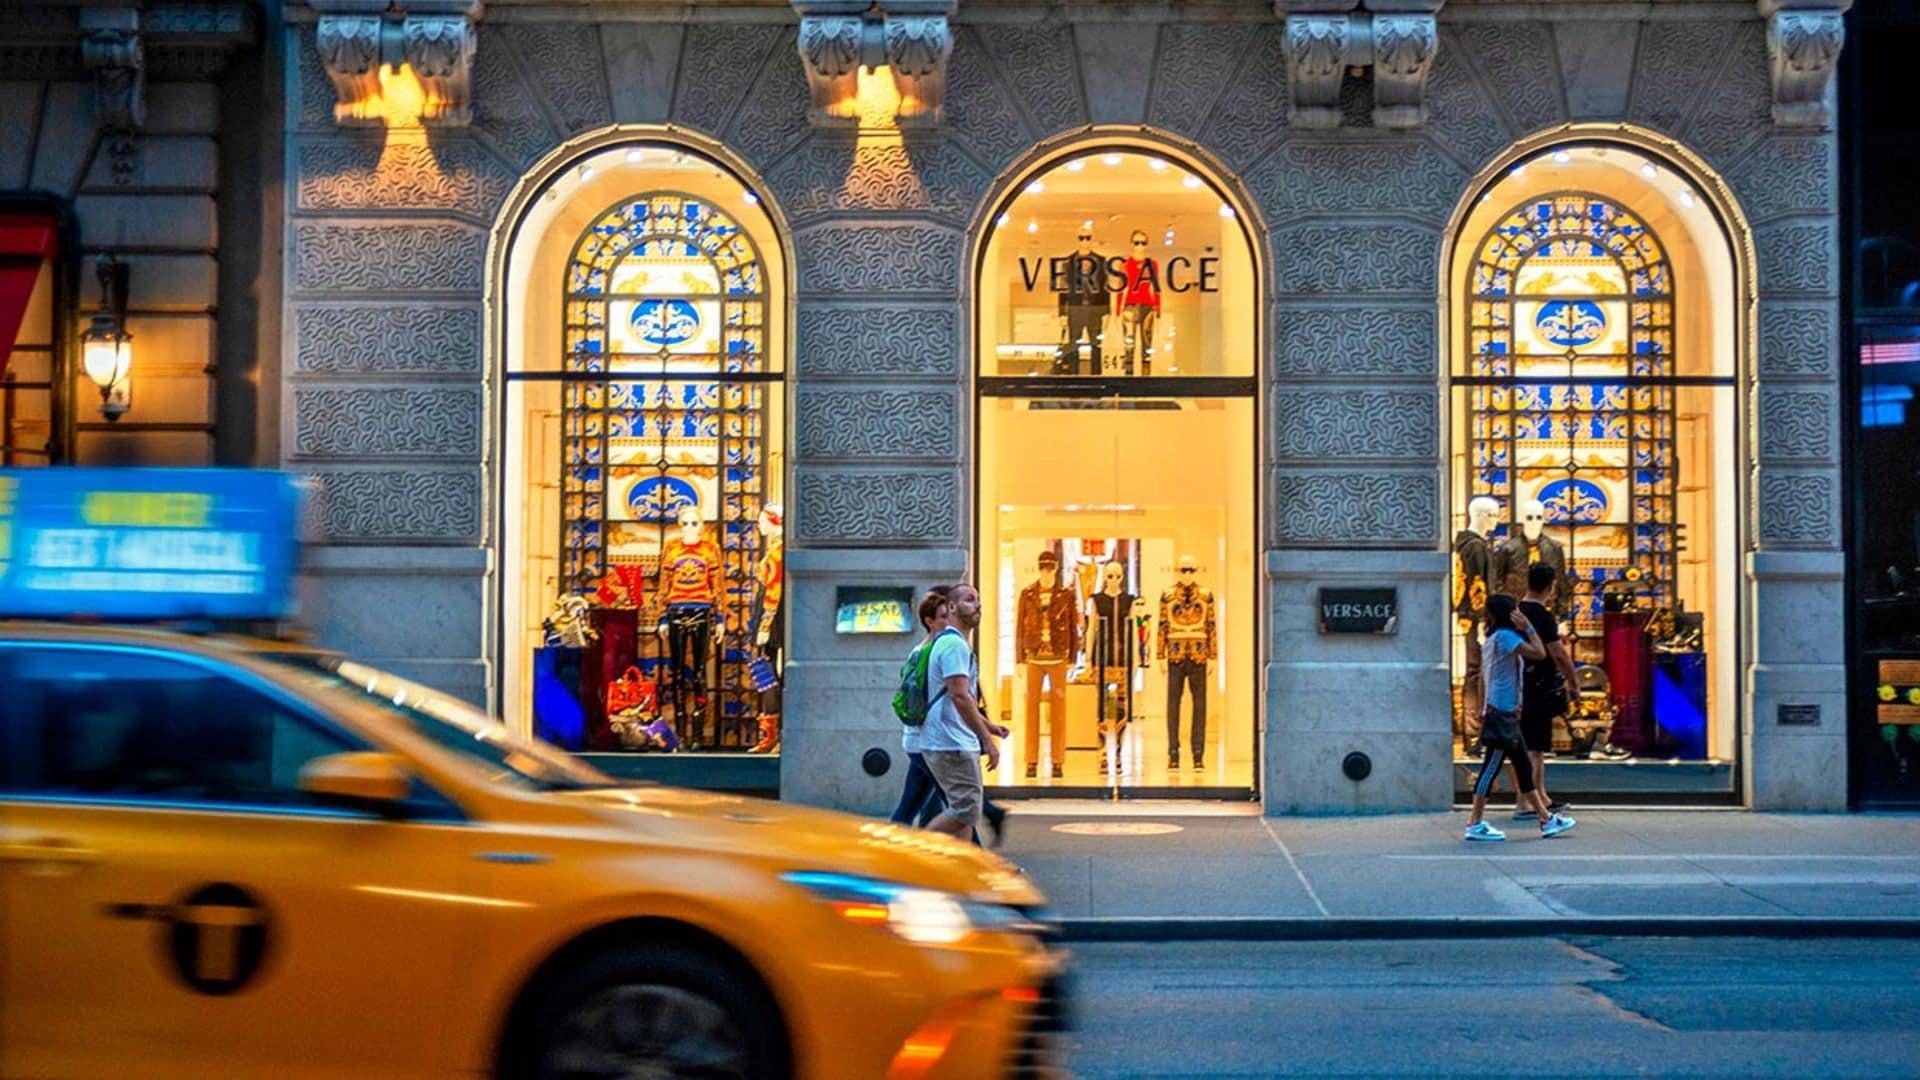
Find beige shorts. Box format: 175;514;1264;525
921;749;984;827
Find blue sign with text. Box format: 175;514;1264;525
0;469;304;621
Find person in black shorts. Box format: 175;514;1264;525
1516;562;1580;819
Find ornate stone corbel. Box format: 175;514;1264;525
315;13;382;127
1371;12;1437;129
792;1;954;128
1283;12;1351;129
884;13;952;127
312;1;479;128
1759;1;1850;128
403;14;477;126
796;12;863;127
79;8;144;184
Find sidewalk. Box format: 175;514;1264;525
994;804;1920;939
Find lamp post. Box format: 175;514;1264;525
79;253;131;421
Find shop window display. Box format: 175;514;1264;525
505;165;785;756
1449;151;1739;797
976;145;1257;793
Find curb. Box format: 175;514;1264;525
1054;916;1920;942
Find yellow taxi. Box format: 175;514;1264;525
0;622;1066;1079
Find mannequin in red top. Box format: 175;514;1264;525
1116;229;1161;375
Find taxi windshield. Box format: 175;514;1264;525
274;656;621;792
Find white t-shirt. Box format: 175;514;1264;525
917;629;980;753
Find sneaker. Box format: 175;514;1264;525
1464;822;1506;842
1540;813;1577;839
1514;799;1570;820
1548;799;1572;816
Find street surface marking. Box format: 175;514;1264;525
1260;818;1331;917
1051;822;1185;836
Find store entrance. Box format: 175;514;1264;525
972;142;1260;799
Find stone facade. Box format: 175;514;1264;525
0;0;1840;812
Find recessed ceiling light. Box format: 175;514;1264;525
625;148;644;164
1552;150;1571;164
1218;204;1235;218
1510;164;1526;178
1182;175;1202;190
1082;219;1093;230
1678;189;1696;208
743;191;758;205
1026;180;1045;194
1027;219;1038;233
1066;159;1085;172
1102;153;1123;167
997;213;1010;227
1148;158;1168;171
1640;162;1657;179
578;163;594;181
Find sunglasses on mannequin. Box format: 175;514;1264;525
1179;566;1197;574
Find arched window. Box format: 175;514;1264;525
1465;192;1679;617
1447;144;1740;791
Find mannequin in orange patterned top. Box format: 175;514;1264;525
749;504;785;754
657;505;722;743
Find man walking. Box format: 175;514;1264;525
921;583;1001;841
1516;562;1579;820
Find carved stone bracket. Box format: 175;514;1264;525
1759;1;1851;128
1371;13;1438;128
1276;1;1443;129
312;1;480;128
79;7;144;185
792;1;955;128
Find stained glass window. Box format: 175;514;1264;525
1465;191;1678;643
560;191;775;749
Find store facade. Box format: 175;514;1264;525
0;0;1849;813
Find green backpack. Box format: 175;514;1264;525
893;628;960;726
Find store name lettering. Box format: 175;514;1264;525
1017;254;1221;294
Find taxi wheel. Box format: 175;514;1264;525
507;942;786;1080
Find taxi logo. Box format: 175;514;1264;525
165;882;272;996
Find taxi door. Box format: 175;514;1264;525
0;643;482;1080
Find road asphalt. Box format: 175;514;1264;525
991;806;1920;939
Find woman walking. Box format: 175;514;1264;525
1465;593;1577;841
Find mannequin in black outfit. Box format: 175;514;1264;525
1055;229;1109;375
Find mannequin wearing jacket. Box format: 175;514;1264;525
1054;229;1109;375
1157;555;1216;770
1017;551;1081;779
748;504;784;754
1491;498;1569;616
1454;496;1498;742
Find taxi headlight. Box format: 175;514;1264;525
783;871;1023;946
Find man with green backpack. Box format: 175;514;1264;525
892;584;1005;843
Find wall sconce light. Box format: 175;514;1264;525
80;254;132;421
795;2;955;128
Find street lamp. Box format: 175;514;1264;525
79;254;131;421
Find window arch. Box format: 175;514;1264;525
1465;191;1680;616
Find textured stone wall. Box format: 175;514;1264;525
279;0;1843;810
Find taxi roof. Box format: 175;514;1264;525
0;620;337;664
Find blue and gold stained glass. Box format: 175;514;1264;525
556;186;781;750
1465;189;1680;642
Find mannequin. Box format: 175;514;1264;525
748;504;784;754
656;505;723;743
1087;560;1137;771
1157;554;1216;770
1454;496;1498;741
1054;229;1109;375
1491;499;1569;615
1016;550;1081;779
1117;229;1160;375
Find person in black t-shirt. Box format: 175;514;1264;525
1517;562;1581;819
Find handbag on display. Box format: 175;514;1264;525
610;707;679;752
595;564;647;609
542;595;598;648
605;665;656;718
747;654;779;693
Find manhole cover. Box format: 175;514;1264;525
1050;822;1185;836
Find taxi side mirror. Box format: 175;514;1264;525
298;752;415;810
